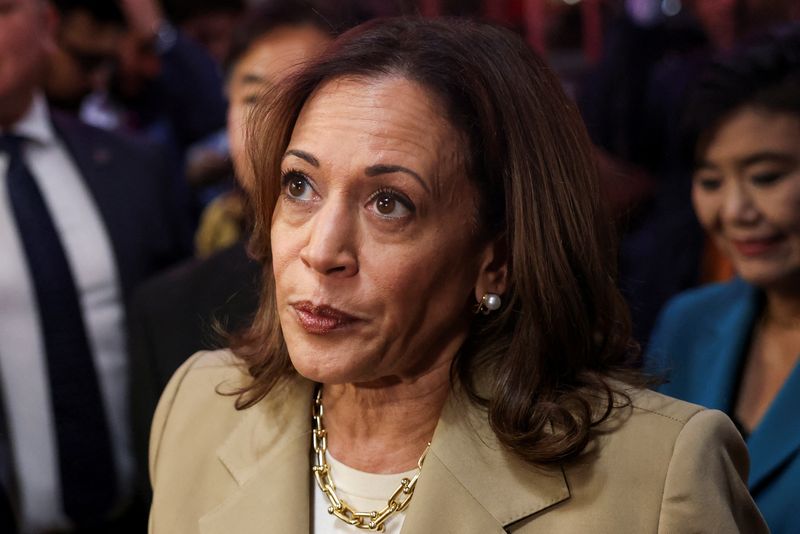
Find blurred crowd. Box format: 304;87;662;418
0;0;799;532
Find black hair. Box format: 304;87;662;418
162;0;246;25
50;0;126;26
225;0;335;72
682;23;800;163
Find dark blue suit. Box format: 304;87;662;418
51;111;191;296
0;111;191;533
648;279;800;534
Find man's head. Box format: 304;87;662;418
165;0;246;65
0;0;56;127
45;0;126;112
225;2;332;187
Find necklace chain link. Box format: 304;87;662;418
311;386;429;532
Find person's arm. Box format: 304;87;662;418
658;409;767;533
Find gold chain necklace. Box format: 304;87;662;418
311;386;429;532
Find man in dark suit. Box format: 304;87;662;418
0;1;189;532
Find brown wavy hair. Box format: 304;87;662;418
232;17;642;464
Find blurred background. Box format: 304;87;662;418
3;0;800;532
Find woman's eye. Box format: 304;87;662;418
751;172;783;186
370;191;413;218
694;176;722;192
282;171;315;201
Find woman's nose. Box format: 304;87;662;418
721;182;759;226
299;201;359;277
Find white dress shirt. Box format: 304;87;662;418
0;94;132;533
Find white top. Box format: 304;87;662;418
0;94;132;533
313;453;418;534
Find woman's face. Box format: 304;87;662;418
692;107;800;291
270;76;500;385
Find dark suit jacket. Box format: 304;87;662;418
2;111;191;533
127;241;261;501
51;111;192;296
648;279;800;534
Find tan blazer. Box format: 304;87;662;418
149;350;767;533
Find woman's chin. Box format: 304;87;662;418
288;350;374;385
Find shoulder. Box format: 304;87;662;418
585;386;741;484
656;279;753;328
50;110;166;165
618;389;765;531
617;387;736;446
148;349;248;476
625;384;704;423
647;279;757;357
565;388;766;532
153;349;248;413
150;350;248;435
596;386;710;456
491;386;766;532
129;242;258;336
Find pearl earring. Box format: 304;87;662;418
475;293;502;315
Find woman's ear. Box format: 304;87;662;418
474;235;508;302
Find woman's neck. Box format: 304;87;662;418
763;289;800;331
320;358;451;474
734;288;800;431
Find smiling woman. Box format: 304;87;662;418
148;17;766;534
692;109;800;287
649;25;800;534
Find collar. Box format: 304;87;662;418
200;377;569;534
200;376;314;534
401;386;570;533
7;93;57;146
695;279;762;411
689;279;800;493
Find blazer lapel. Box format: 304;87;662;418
401;388;570;533
746;359;800;492
49;111;137;295
195;378;569;534
200;377;315;534
697;281;761;411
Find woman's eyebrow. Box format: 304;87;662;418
365;164;431;193
284;149;319;167
739;151;797;168
694;151;797;171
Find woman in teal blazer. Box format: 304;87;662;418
648;26;800;534
649;279;799;534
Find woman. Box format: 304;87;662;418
648;26;800;534
149;18;765;533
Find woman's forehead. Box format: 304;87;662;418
285;76;469;193
294;75;451;139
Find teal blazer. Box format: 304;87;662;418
648;278;800;534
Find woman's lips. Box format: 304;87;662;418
291;301;360;334
730;235;785;257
